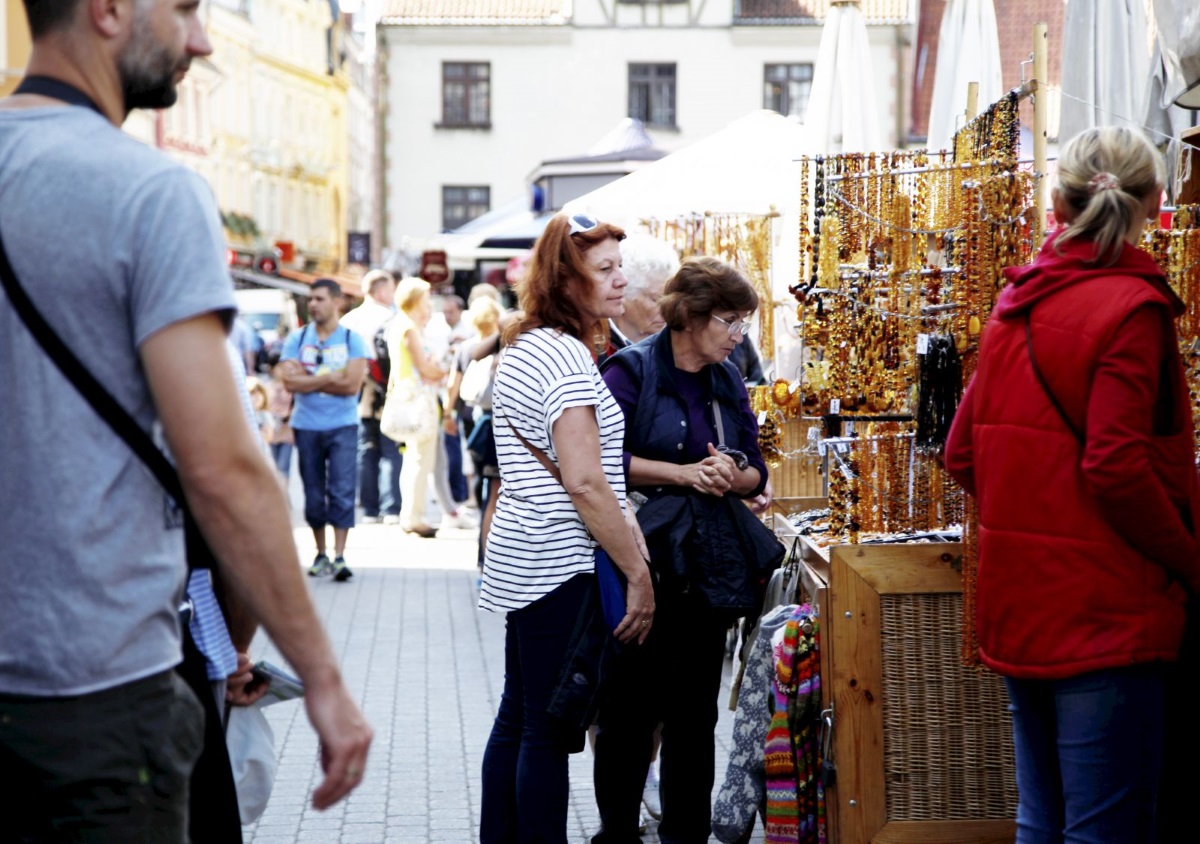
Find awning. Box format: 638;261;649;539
278;267;364;299
230;267;311;296
477;214;556;249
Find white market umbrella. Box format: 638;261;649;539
561;110;812;225
926;0;1003;151
1060;0;1151;143
804;0;882;154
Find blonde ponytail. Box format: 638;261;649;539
1053;126;1164;267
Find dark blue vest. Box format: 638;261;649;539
601;329;756;487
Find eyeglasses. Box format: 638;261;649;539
566;213;599;236
712;314;753;336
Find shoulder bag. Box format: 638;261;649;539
500;415;628;630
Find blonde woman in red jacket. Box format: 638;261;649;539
945;125;1200;843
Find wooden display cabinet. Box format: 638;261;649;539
791;537;1017;844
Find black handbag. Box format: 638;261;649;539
1;231;244;842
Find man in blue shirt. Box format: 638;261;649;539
280;279;368;580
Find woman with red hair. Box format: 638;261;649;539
479;213;656;843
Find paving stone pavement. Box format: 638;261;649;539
240;507;735;844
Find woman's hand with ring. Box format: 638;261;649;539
615;567;655;645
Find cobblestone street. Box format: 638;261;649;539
241;494;734;844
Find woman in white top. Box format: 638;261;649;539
386;278;447;537
479;213;656;843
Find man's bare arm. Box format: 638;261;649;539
321;358;367;396
142;314;371;810
279;358;364;397
279;360;335;394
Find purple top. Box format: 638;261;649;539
603;360;768;498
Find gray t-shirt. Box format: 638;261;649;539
0;106;236;696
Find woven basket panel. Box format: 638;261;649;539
773;420;824;498
879;593;1018;820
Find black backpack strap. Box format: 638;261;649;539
0;230;212;568
1024;313;1086;446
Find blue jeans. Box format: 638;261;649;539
357;419;402;517
270;441;293;478
294;425;358;530
480;574;590;844
444;429;468;504
1005;665;1166;844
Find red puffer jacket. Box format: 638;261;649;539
945;234;1200;679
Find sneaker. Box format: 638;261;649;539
332;556;353;582
382;514;401;525
308;553;332;577
360;515;382;525
403;523;438;538
642;764;662;820
441;511;478;530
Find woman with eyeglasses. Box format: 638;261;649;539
592;256;769;844
479;213;656;844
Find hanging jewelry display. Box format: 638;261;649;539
915;334;963;453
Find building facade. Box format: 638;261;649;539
377;0;916;245
344;12;382;266
1;1;32;98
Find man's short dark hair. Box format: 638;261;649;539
23;0;82;39
311;278;342;298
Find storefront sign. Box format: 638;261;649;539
421;250;450;284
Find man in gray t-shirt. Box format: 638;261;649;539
0;1;371;839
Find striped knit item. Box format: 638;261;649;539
764;605;823;844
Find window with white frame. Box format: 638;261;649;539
628;63;676;129
442;186;490;231
764;63;814;120
442;62;491;127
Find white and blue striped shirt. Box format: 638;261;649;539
480;327;626;612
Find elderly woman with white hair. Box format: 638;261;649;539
609;234;681;349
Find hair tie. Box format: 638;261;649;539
1088;172;1121;194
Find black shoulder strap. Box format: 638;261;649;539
1024;314;1086;445
0;230;212;568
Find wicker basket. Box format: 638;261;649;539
803;541;1018;843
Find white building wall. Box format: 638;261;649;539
380;15;905;245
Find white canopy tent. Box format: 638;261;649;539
562;110;812;226
926;0;1003;152
804;0;882;154
564;110;813;372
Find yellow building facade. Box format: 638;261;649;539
2;0;32;97
3;0;352;272
208;0;350;271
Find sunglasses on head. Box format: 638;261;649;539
566;213;599;236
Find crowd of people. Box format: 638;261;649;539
4;1;1197;842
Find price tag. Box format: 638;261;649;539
829;398;841;415
788;380;800;394
817;440;827;457
757;410;767;426
916;333;930;355
835;441;850;454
